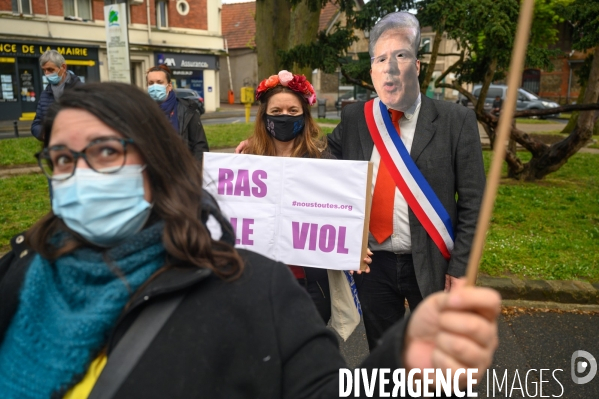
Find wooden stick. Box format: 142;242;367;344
360;162;374;271
465;0;535;286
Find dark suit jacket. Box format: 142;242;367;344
327;96;485;297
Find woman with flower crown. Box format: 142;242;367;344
242;70;370;325
244;70;323;158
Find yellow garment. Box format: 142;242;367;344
63;353;107;399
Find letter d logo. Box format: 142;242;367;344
571;350;597;385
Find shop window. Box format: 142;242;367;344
0;62;18;103
11;0;32;15
64;0;92;20
156;0;168;29
522;69;541;95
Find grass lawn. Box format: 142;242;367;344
0;174;50;251
589;142;599;150
480;151;599;282
205;122;336;148
315;118;340;125
0;123;337;157
1;136;597;283
0;137;42;167
515;118;556;124
204;122;254;149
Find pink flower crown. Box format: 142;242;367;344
255;70;317;106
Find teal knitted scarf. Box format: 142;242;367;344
0;222;166;398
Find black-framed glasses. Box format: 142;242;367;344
35;137;135;181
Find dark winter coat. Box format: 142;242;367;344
176;98;209;163
30;72;83;140
0;233;410;399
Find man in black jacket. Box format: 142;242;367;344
31;50;82;141
176;97;210;163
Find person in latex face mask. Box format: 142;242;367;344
243;70;325;159
370;27;421;112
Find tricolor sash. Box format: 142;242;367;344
364;98;455;260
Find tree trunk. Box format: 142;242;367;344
475;58;498;116
256;0;291;80
420;27;444;94
288;1;321;78
506;139;518;178
519;44;599;181
561;85;585;134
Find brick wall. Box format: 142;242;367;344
47;0;63;16
130;2;149;25
93;0;105;20
0;0;61;14
167;0;207;30
0;0;209;30
0;0;11;12
31;0;47;14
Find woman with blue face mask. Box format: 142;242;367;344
0;82;501;399
146;65;209;163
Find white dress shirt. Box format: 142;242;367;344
368;94;422;253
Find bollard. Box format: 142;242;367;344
317;99;327;119
13;121;19;138
245;103;251;123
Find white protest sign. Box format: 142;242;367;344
203;153;372;271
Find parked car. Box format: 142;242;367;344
458;84;560;118
335;91;355;111
175;88;205;115
335;91;378;111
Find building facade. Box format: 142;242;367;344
219;0;256;104
0;0;223;121
219;0;367;107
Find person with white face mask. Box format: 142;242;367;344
327;12;486;351
31;50;83;141
146;65;209;163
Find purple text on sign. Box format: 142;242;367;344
218;168;267;197
230;217;255;245
292;222;349;254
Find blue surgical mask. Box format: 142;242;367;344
46;72;62;85
51;165;152;247
148;84;168;102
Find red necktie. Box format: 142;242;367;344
369;110;403;244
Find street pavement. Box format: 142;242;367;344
335;307;599;398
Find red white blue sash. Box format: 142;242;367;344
364;98;455;260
